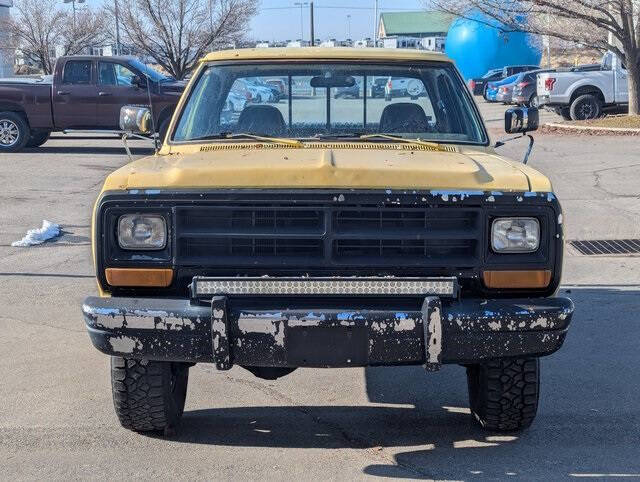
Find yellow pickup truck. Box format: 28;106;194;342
82;48;573;434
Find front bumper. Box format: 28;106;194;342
83;295;574;370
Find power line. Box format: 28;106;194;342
260;6;419;10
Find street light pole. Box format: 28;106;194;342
373;0;378;46
294;2;308;42
347;14;351;40
114;0;121;56
310;1;314;46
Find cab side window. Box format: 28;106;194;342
62;61;92;84
99;62;137;86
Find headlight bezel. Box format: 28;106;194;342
101;206;173;266
491;216;541;253
117;214;168;251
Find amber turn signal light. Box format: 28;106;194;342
105;268;174;287
483;270;552;289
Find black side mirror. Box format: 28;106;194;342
497;107;539;164
504;107;540;134
505;107;539;134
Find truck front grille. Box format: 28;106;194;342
175;200;482;271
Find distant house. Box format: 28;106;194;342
378;11;455;52
0;0;13;76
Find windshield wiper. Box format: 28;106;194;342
191;132;303;147
311;133;449;150
359;134;449;150
310;133;364;140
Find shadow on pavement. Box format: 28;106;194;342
176;287;640;479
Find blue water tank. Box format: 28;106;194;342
445;11;542;80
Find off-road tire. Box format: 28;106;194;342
466;357;540;431
26;130;50;148
570;94;602;120
559;107;572;121
111;357;189;433
529;94;540;108
0;111;30;153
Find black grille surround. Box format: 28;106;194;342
97;189;564;298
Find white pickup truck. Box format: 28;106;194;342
537;52;628;120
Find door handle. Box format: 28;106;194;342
57;91;70;95
98;91;112;96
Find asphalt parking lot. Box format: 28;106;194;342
1;101;640;480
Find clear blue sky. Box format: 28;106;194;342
250;0;428;42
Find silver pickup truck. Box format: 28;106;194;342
537;52;628;120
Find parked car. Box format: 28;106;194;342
470;65;540;100
468;68;503;96
83;47;574;436
485;74;519;102
334;81;360;99
370;77;388;98
537;51;628;120
384;76;425;100
265;78;288;97
236;79;276;103
0;56;185;152
512;69;555;107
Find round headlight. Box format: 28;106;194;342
492;217;540;253
118;214;167;250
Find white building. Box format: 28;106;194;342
378;11;454;52
0;0;13;77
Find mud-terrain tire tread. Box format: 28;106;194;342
466;357;539;431
111;357;189;432
570;93;602;120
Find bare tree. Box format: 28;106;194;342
433;0;640;116
3;0;106;74
112;0;257;80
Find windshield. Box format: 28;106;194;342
483;69;501;79
128;59;171;82
173;62;487;145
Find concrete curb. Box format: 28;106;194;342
544;122;640;134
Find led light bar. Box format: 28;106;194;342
193;277;457;297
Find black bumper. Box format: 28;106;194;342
83;295;574;370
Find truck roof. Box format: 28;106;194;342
201;47;451;63
57;55;139;63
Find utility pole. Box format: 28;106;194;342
310;1;314;46
114;0;121;56
294;2;308;42
373;0;379;46
347;14;351;40
63;0;86;31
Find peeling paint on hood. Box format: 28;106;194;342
101;145;553;193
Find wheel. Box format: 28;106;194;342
466;357;540;431
0;111;30;153
570;94;602;120
111;357;189;433
26;130;50;148
158;117;171;144
529;94;540;108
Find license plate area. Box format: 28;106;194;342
286;326;368;367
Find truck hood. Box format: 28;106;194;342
102;144;552;193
